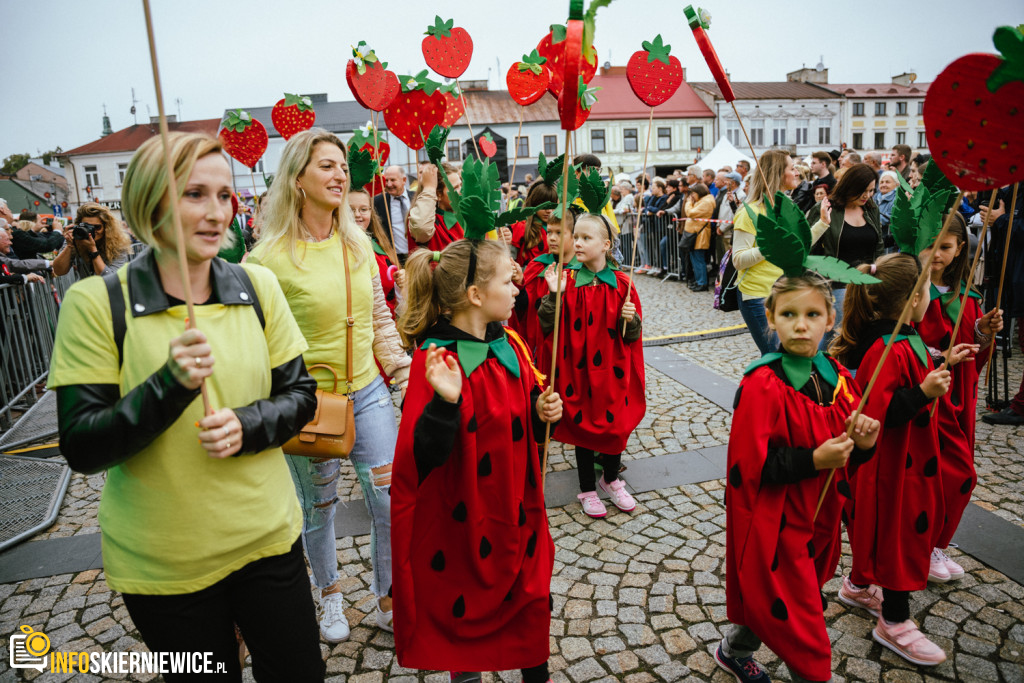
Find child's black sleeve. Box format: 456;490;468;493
413;394;462;484
514;285;529;319
850;445;876;466
622;314;642;343
884;385;930;428
537;293;557;335
761;446;817;484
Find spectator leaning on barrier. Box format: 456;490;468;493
52;202;131;278
7;209;64;260
0;225;47;285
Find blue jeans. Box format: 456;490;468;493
689;249;708;287
821;286;845;352
285;375;396;597
659;236;670;272
738;291;779;356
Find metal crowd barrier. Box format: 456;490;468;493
619;213;684;279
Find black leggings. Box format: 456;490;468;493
882;588;911;623
122;540;324;682
575;447;620;492
522;662;550;683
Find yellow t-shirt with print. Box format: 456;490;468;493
732;202;783;298
47;263;307;595
249;231;379;393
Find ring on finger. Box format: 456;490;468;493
195;356;202;367
225;439;231;450
222;426;229;440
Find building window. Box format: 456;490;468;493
917;101;924;115
84;165;100;188
852;132;863;150
795;119;808;145
590;130;605;154
689;127;704;151
817;119;830;145
772;120;787;147
875;102;887;116
896;131;906;145
918;131;927;148
726;119;741;147
254;159;264;173
657;127;672;151
852;102;864;117
896;101;908;116
117;163;128;185
749;120;764;147
418;147;429;163
623;128;638;153
516;136;529;157
447;139;462;161
544;135;557;156
874;132;886;149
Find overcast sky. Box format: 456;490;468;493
1;0;1020;162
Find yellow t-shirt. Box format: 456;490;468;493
249;231;379;393
572;198;620;234
48;263;307;595
732;202;783;298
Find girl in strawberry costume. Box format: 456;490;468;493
501;165;559;266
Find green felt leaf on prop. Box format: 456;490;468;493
804;255;881;285
458;194;496;240
346;143;379;190
550;23;567;44
351;41;379;75
684;5;710;30
283;93;313;111
578;167;611;214
494;201;557;229
425;125;450;167
747;200;806;278
221;109;253;133
889;182;927;254
641;35;672;65
921;161;959;213
582;0;615;64
425;15;455;39
578;76;601;110
774;191;811;254
987;25;1024;93
517;49;547;74
400;70;442;95
916;188;951;253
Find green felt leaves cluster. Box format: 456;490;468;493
425;15;455;39
987;25;1024;93
890;173;954;255
538;152;580;218
684;5;710;30
518;49;548;74
581;0;614;63
578;167;611;214
283;93;313;111
351;41;381;75
921;160;959;213
399;69;443;95
578;76;601;110
641;35;673;65
221;109;253;133
346;142;379;190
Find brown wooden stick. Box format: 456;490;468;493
730;101;773;210
812;192;964;520
142;0;211;415
371;112;399;264
622;106;656;334
541;130;573;492
503;107;526;249
985;184;1017;388
455;79;480;158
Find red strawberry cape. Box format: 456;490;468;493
626;35;684;107
507;253;558;356
509;219;549;267
218;109;268;171
726;361;859;682
391;329;553;671
417;211;464;252
271;93;316;140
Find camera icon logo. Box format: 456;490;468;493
9;625;50;672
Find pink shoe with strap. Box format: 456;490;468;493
873;618;947;666
598;477;637;512
577;491;607;518
837;576;883;617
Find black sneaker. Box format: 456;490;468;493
981;407;1024;426
450;673;481;683
715;644;770;682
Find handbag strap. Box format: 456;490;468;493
341;238;354;394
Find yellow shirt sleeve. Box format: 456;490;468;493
49;276;121;387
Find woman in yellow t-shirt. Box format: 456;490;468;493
49;133;324;680
250;129;410;643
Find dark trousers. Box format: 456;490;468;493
575;447;621;492
122;539;325;682
881;588;911;623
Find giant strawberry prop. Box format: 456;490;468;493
346;41;400;111
384;71;447;151
271;93;316;140
559;77;600;130
349;121;390;195
536;24;597;98
684;6;735;102
219;109;268;170
506;50;551;106
422;16;473;79
626;35;683;107
439;83;466;127
923;25;1024;190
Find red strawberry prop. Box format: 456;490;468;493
537;25;596;98
506;50;551;106
350;122;391;195
923;25;1024;190
559;76;600;130
384;72;447;151
684;6;735;102
479;133;497;158
271;93;316;140
422;16;473;79
440;83;465;127
346;41;400;112
626;35;683;107
219;109;268;171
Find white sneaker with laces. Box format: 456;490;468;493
318;591;350;642
928;548;951;583
936;547;965;579
375;598;394;632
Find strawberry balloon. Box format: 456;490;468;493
422;16;473;79
626;35;683;107
923;25;1024;190
346;41;400;112
219;109;268;171
507;50;551;106
384;71;447;151
271;93;316;140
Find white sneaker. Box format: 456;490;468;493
928;548;951;583
375;598;394;632
937;548;965;580
317;591;350;642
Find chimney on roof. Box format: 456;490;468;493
150;115;177;124
787;64;828;84
891;71;917;86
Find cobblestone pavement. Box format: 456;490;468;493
3;275;1024;682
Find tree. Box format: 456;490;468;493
41;148;64;166
1;153;30;175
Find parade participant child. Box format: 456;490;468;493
537;169;645;519
831;252;963;667
503;156;562;265
409;161;464;252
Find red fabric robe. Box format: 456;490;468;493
418;211;464;253
509;219;548;267
508;254;561;356
846;335;944;591
391;329;554;672
726;360;859;683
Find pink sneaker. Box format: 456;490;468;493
577;491;607;518
837;576;883;617
873;618;947;666
928;548;951;583
598;477;636;512
936;548;965;579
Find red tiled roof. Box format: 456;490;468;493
819;83;931;98
62;119;222;156
587;70;713;120
690;81;840;100
458;90;558;124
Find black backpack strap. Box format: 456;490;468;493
103;271;127;369
230;263;265;330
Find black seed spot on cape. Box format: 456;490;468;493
573;318;582;331
613;366;625;379
729;464;742;488
924;456;938;477
512;417;524;441
960;477;973;495
940;332;952;349
915;511;929;534
771;598;789;621
841;508;850;526
505;589;513;602
733;386;744;410
587;386;592;398
849;505;856;522
519;502;526;526
467;415;478;432
771;549;779;572
573;410;583;424
837;480;852;499
576;356;586;370
566;383;575;397
452;595;465;618
950;390;961;407
593;350;603;367
528;466;537;488
452;501;467;522
807;540;816;558
588;312;594;326
431;550;446;571
625;396;629;406
779;513;787;532
914;412;931;428
607;327;617;340
478;452;492;476
606;410;615;423
526;531;538;557
479;536;492;559
906;453;913;469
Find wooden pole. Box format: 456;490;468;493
372;111;398;260
455;79;480;158
141;0;211;415
504;107;525;248
985;184;1017;388
813;193;964;520
622;107;655;334
730;101;774;209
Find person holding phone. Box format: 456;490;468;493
52;202;132;277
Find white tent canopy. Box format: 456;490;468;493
695;137;754;175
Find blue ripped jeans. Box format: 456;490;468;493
285;375;396;597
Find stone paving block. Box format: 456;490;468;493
566;657;606;682
601;650;639;674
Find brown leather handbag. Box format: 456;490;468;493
283;240;356;458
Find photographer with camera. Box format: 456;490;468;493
52;202;131;278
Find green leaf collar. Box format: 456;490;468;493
883;334;930;369
419;336;520;378
743;351;838;392
570;260;619;287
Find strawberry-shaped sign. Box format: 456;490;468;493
559;76;600;130
346;41;401;112
506;50;551;106
422;16;473;79
384;71;447;150
923;25;1024;190
479;132;497;158
219;109;268;171
537;24;596;98
439;83;466;127
684;6;735;102
627;35;683;107
271;93;316;140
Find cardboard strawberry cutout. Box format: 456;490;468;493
349;120;391;166
439;83;466;127
422;16;473;79
536;0;610;100
507;50;551;106
347;140;380;193
923;25;1024;190
346;41;400;112
270;93;316;140
626;35;683;107
479;132;497;158
218;109;268;171
384;71;447;151
684;6;735;102
559;76;601;130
